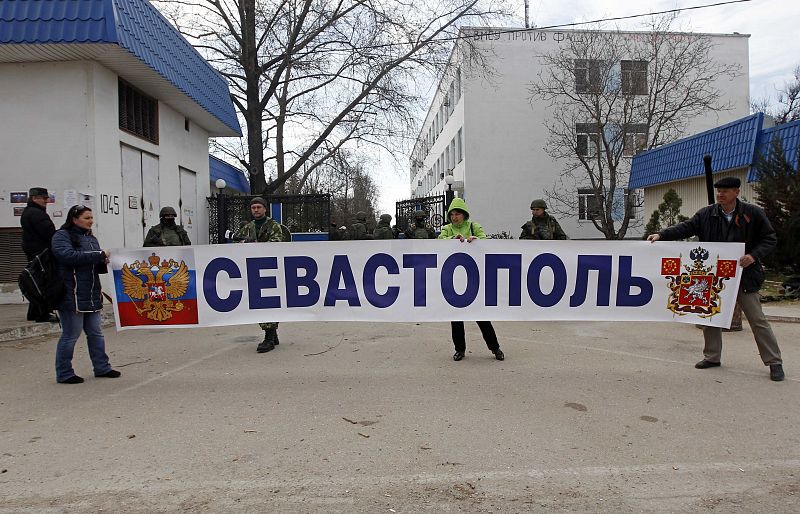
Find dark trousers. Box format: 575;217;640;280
24;251;52;322
451;321;500;353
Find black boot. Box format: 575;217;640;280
257;328;276;353
274;330;280;346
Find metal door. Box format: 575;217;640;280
121;145;160;247
179;167;198;244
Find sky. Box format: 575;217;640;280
374;0;800;215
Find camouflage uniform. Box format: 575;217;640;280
144;207;191;246
349;211;372;240
405;210;436;239
233;198;285;352
372;214;394;239
520;199;567;240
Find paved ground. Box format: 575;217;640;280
0;311;798;512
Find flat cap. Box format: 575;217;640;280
713;177;741;189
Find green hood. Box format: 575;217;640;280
446;197;470;219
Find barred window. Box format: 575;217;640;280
119;79;159;144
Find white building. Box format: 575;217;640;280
409;28;749;238
0;0;241;287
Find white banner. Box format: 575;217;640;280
109;240;744;330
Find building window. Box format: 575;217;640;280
621;60;648;95
119;79;158;144
623;124;649;156
578;188;602;221
576;123;601;157
575;59;602;93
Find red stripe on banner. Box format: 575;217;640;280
118;300;199;327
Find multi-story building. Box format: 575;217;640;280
409;28;750;238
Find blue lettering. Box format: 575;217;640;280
616;256;653;307
485;254;522;306
324;255;362;306
203;257;242;312
402;254;437;306
441;253;480;308
246;257;280;309
284;256;320;308
363;253;400;308
527;253;567;307
570;255;612;307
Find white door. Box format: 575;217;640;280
121;145;160;247
141;152;161;234
179;167;198;245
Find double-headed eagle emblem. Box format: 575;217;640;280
661;247;737;318
121;253;190;321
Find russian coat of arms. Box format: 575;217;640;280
121;253;190;321
661;247;738;318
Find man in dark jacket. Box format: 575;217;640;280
647;177;784;381
20;187;57;322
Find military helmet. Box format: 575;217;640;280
530;199;547;210
160;206;177;217
413;210;426;219
379;214;392;223
356;211;367;221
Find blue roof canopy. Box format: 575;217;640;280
629;114;763;189
0;0;241;136
209;155;250;193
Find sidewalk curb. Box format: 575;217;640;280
765;315;800;324
0;313;115;343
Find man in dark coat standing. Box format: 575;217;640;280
647;177;785;381
20;187;57;322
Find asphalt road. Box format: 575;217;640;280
1;319;798;512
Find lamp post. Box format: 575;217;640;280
214;179;227;243
444;174;455;207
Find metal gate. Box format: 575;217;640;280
207;193;331;243
395;194;448;234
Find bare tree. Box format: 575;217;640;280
156;0;505;195
751;65;800;125
529;16;740;239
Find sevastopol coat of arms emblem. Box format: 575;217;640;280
661;247;738;318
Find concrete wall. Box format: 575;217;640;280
411;30;750;239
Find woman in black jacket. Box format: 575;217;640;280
51;205;120;384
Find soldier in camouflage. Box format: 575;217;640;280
519;199;567;240
232;197;286;353
404;210;436;239
372;214;394;239
349;211;372;240
144;206;191;246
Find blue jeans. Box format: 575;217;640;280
55;310;112;382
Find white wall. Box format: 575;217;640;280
412;30;750;238
0;60;214;296
0;61;211;245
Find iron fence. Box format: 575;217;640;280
395;194;448;234
207;193;330;243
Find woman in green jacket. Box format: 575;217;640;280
438;198;504;361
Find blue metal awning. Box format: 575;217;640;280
209;155;249;193
0;0;241;136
